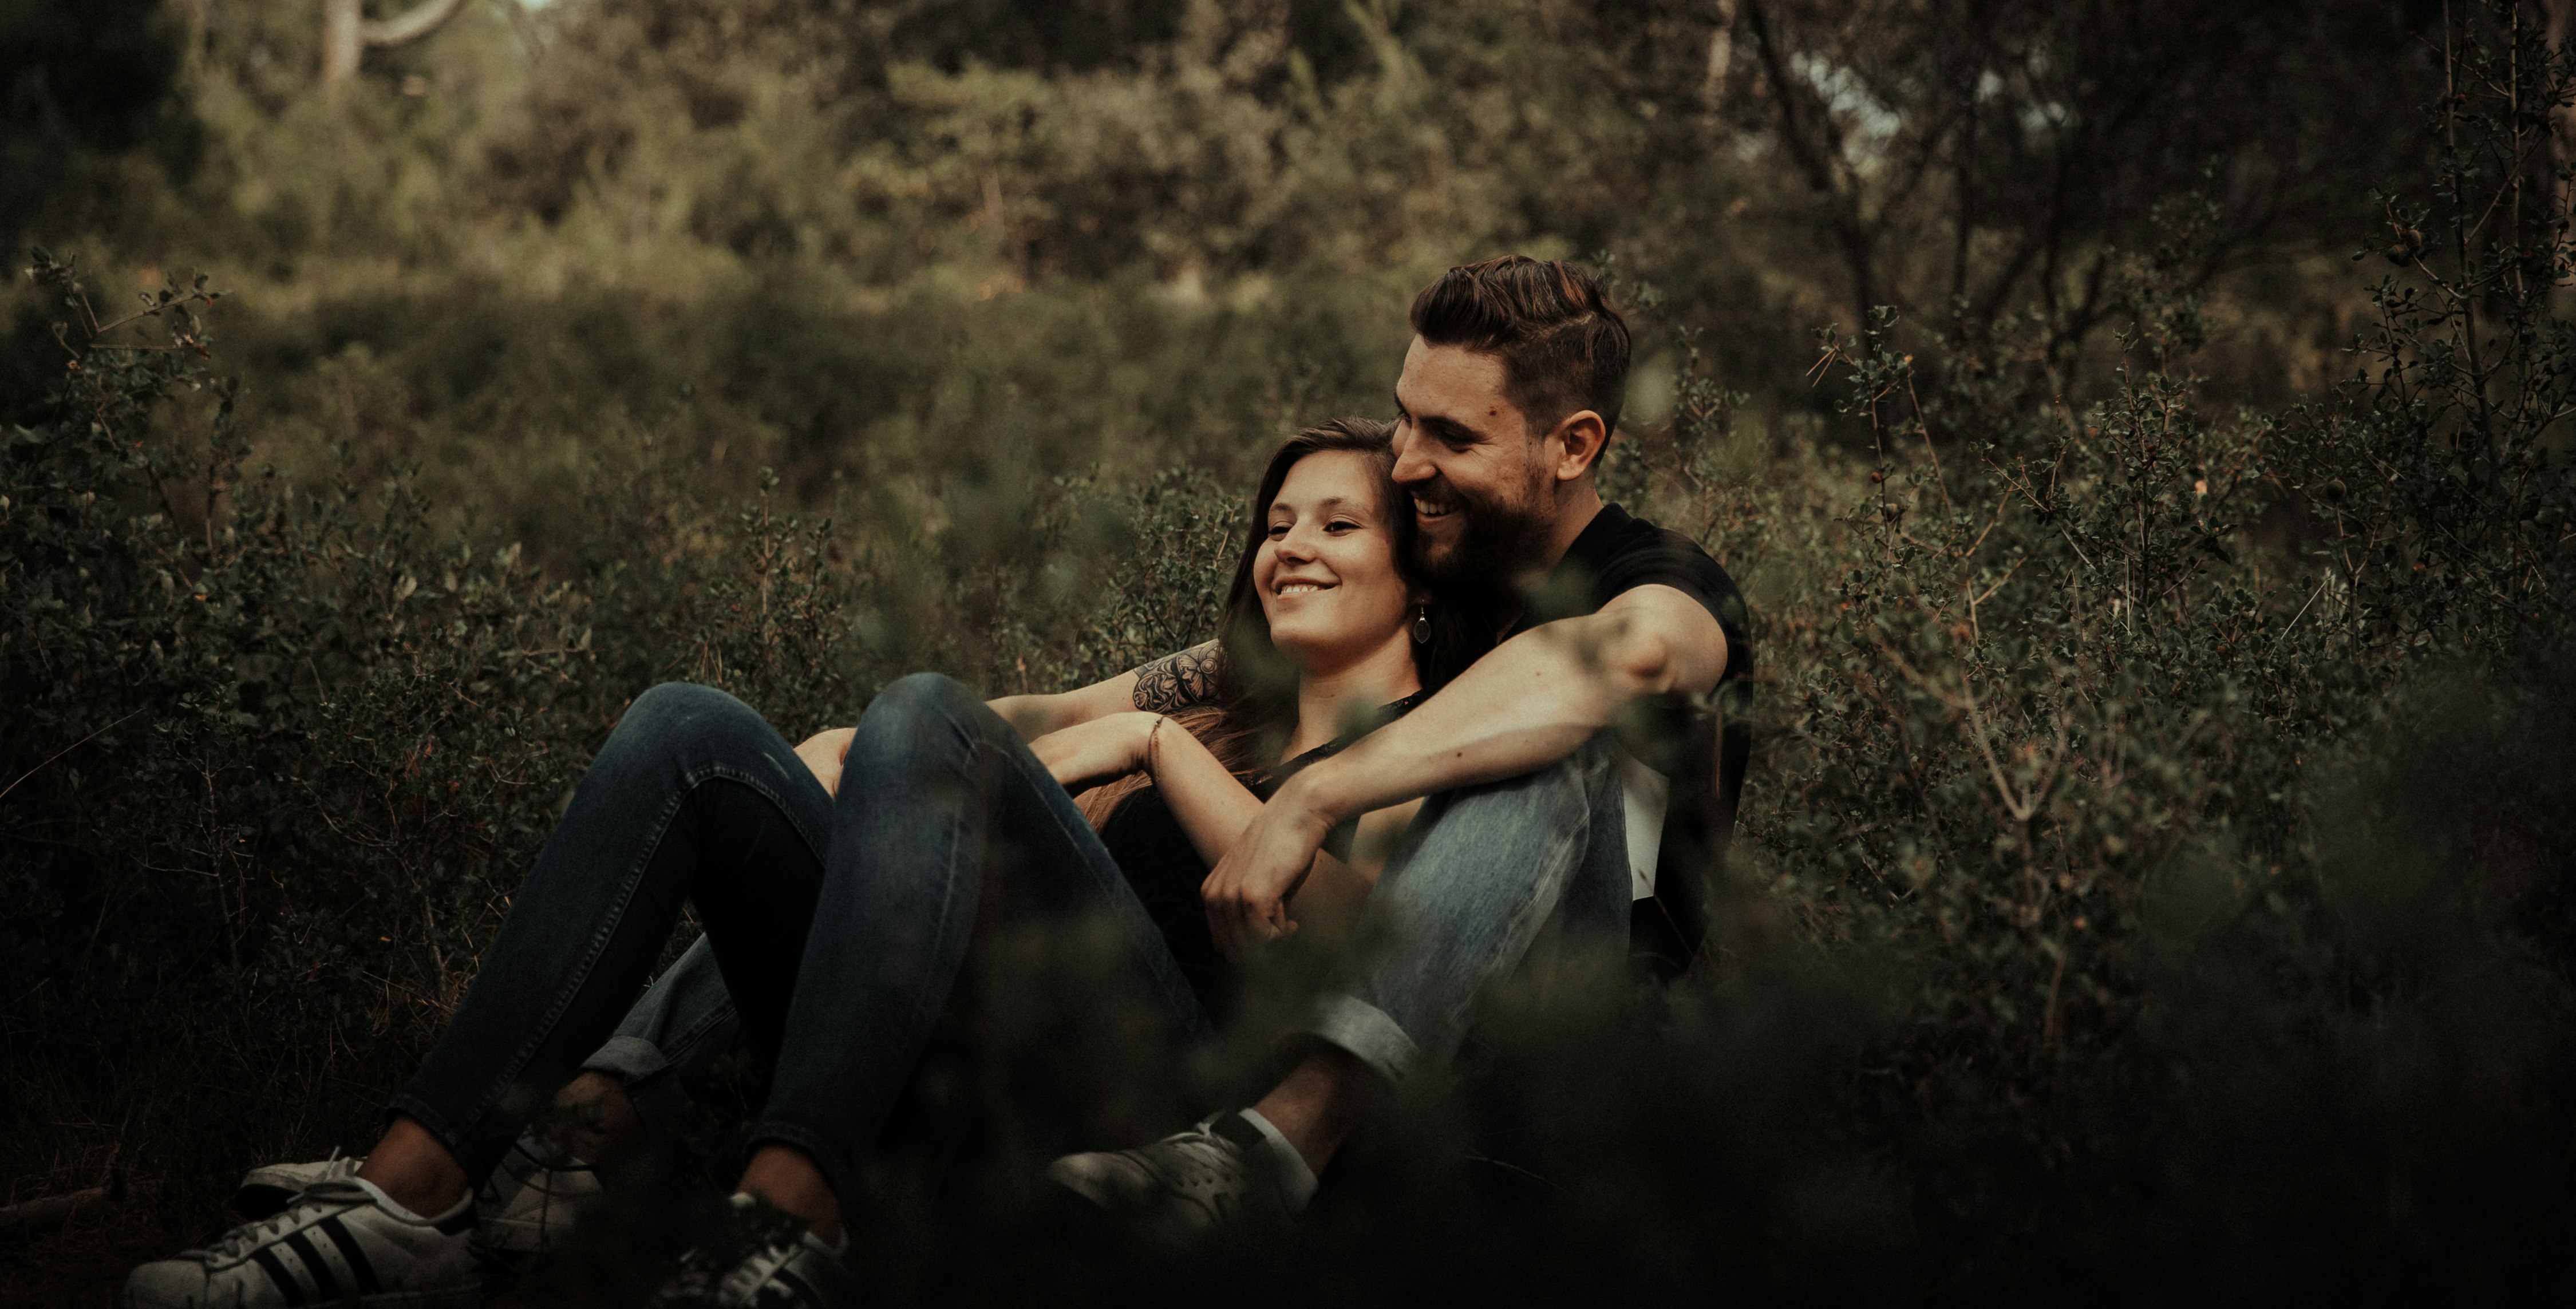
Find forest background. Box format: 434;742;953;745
3;0;2572;1303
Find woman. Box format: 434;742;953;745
123;419;1483;1309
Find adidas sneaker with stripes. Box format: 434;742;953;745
120;1177;480;1308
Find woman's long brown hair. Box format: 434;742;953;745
1075;418;1488;826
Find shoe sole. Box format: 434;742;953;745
118;1286;482;1309
478;1215;581;1256
349;1291;484;1309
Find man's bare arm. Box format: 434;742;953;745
1200;586;1727;954
1293;586;1726;820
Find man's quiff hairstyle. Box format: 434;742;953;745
1408;255;1632;442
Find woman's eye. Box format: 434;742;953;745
1266;524;1289;537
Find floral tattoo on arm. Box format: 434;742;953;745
1131;640;1222;712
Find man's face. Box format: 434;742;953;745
1390;338;1556;586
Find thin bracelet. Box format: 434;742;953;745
1145;714;1167;777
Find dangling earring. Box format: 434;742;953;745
1412;603;1432;645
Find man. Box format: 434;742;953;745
1046;255;1751;1231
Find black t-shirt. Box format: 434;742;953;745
1096;697;1421;1017
1508;502;1751;673
1508;502;1752;774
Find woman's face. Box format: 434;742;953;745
1254;449;1416;674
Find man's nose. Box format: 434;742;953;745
1390;427;1433;484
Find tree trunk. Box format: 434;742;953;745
2543;0;2576;222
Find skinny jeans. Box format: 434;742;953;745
389;675;1208;1209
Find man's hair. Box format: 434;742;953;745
1408;256;1631;442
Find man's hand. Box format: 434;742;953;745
1200;775;1337;959
1030;712;1161;791
794;727;855;797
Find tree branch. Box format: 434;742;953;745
362;0;473;49
1739;0;1888;320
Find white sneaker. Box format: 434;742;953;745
233;1150;363;1219
1046;1110;1314;1241
652;1193;862;1308
121;1177;479;1308
476;1134;605;1257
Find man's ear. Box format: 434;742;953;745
1547;409;1610;483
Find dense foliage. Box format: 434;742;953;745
5;0;2572;1303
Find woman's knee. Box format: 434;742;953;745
875;672;977;714
611;683;770;759
847;673;982;768
864;673;986;731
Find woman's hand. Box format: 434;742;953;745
1030;712;1163;791
794;727;855;797
1199;782;1336;959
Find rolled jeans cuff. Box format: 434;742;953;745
578;1035;670;1086
1295;993;1418;1086
578;1034;709;1153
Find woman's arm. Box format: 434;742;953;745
987;675;1137;743
1030;712;1258;861
990;641;1223;741
1140;718;1423;922
795;643;1225;795
1030;711;1417;926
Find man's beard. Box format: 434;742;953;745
1412;477;1554;593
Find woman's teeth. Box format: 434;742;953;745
1275;582;1330;596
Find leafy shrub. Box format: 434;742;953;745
1684;6;2576;1287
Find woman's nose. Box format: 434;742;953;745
1275;526;1319;560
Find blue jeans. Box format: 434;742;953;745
575;934;742;1147
390;675;1207;1209
572;734;1628;1129
1297;736;1629;1082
